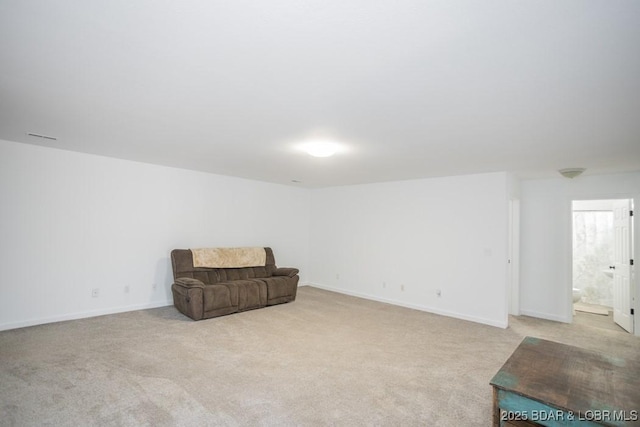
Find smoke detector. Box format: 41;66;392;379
558;168;586;179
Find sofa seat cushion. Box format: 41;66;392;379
203;284;238;312
224;280;267;311
252;277;295;305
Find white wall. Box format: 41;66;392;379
308;172;511;328
519;172;640;331
0;139;310;331
9;134;636;333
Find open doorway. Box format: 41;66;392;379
572;199;634;333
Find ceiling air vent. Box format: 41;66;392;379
27;132;57;141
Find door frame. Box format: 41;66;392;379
508;198;521;316
568;195;637;336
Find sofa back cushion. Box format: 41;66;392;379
171;247;276;285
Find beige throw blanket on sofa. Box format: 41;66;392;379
191;247;266;268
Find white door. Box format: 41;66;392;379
613;199;633;333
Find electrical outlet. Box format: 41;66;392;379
336;273;340;280
124;285;130;294
400;284;405;291
152;283;157;290
91;288;99;298
436;289;442;297
383;281;386;288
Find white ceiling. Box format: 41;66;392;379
1;0;639;188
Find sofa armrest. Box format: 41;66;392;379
174;277;205;288
273;268;299;278
172;278;205;321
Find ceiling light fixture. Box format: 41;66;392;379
558;168;586;179
302;140;339;158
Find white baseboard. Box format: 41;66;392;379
306;282;508;329
519;309;571;324
0;300;173;332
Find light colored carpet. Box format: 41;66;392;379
1;286;638;426
573;308;627;333
574;302;610;316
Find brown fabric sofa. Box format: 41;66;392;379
171;247;299;320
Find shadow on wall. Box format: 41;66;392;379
155;256;174;301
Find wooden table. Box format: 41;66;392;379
490;336;640;426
